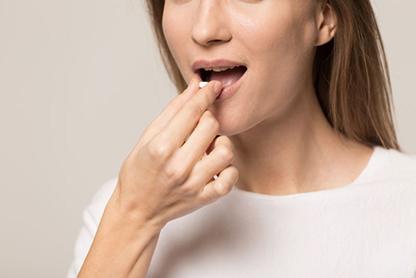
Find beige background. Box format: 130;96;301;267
0;0;414;277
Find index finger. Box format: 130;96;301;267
150;73;201;128
138;73;201;148
157;80;223;152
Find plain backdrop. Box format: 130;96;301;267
0;0;415;277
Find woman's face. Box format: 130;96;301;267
162;0;323;136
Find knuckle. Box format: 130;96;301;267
217;135;232;146
163;164;187;184
216;183;229;196
146;140;171;160
202;110;213;119
232;167;240;182
199;186;213;202
189;99;205;117
229;165;239;177
203;112;219;130
216;145;234;161
179;183;197;196
216;135;234;152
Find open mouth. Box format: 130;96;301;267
198;65;248;88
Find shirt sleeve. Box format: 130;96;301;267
66;177;118;278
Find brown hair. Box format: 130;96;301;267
144;0;401;151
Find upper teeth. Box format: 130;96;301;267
203;66;238;72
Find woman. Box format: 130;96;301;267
67;0;416;277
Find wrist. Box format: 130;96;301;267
102;187;165;237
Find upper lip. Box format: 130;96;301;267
192;59;246;73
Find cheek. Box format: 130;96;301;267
245;12;309;70
230;10;316;126
242;15;304;94
162;12;180;53
162;9;190;75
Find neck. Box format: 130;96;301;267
229;84;373;196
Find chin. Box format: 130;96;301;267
213;111;256;137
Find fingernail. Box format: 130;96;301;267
190;75;203;91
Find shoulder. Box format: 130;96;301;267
360;146;416;202
371;147;416;207
380;147;416;182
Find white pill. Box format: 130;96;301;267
199;81;209;89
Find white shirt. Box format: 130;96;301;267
67;145;416;277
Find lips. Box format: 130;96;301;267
192;58;247;74
191;59;247;90
200;65;247;86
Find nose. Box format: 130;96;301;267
191;0;232;46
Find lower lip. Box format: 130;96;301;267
215;69;248;102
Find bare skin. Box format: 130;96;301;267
78;77;239;277
162;0;373;196
78;0;374;277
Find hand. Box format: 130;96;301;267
113;73;239;230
